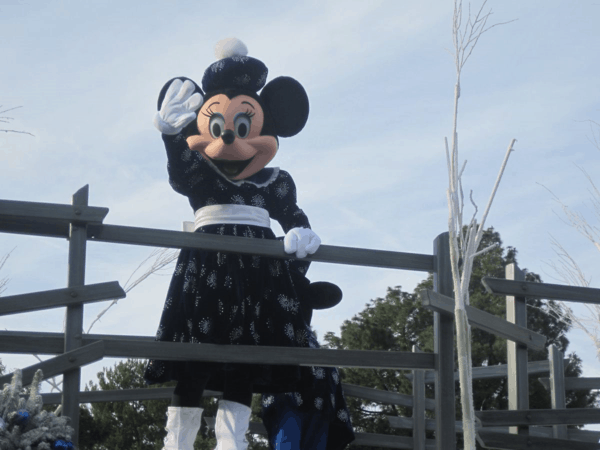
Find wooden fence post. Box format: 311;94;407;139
433;232;456;450
62;186;89;445
505;263;529;436
549;344;568;439
412;344;426;450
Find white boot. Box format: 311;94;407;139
214;400;252;450
163;406;203;450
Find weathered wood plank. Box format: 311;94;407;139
412;345;426;450
88;223;434;272
100;339;436;370
63;185;89;446
386;417;600;442
405;359;556;384
204;417;437;449
475;408;600;426
342;383;435;410
433;232;456;450
0;198;108;224
0;281;125;316
506;263;529;436
0;331;155;354
419;289;546;351
539;377;600;391
482;277;600;305
0;341;104;387
549;345;568;439
477;429;600;450
40;387;220;404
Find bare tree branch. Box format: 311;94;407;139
0;105;34;136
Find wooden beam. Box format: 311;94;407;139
477;429;600;450
40;387;220;404
0;198;108;225
539;377;600;391
405;359;566;384
0;341;104;387
475;408;600;426
87;223;434;272
204;417;437;449
0;281;125;316
386;417;600;442
419;289;546;351
482;277;600;305
342;383;435;410
0;331;154;354
506;263;529;436
433;232;456;450
100;339;435;370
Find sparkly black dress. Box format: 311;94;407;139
144;134;316;393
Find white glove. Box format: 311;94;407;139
284;228;321;258
153;79;203;135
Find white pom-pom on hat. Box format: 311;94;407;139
215;38;248;59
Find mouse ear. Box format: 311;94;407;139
157;77;204;110
260;76;309;138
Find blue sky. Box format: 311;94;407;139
1;0;599;425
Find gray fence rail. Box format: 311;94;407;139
2;186;600;449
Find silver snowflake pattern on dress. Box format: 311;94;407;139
275;182;289;198
205;197;218;206
243;226;256;238
255;302;261;317
337;409;349;422
252;255;261;268
314;397;324;410
207;271;217;289
278;294;299;314
174;262;185;276
230;326;243;342
230;305;239;321
284;323;295;340
187;319;193;333
332;370;340;385
164;296;173;310
199;318;211;334
295;328;308;345
231;194;245;205
294;392;303;406
313;367;325;380
331;394;336;408
217;252;227;266
251;194;266;208
269;260;282;277
156;325;165;340
218;299;224;315
224;275;233;289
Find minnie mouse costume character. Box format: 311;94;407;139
144;38;343;450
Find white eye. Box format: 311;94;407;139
209;115;225;138
234;113;251;138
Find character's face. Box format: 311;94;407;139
186;94;278;180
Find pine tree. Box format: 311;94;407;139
324;227;598;449
79;359;269;449
0;369;75;449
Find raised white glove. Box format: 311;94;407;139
153;79;203;135
284;227;321;258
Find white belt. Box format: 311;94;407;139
189;204;271;231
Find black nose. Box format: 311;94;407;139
221;129;235;145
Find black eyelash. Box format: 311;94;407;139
201;108;215;118
244;109;255;118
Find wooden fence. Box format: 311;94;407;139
0;185;599;449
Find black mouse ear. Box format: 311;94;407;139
260;76;309;138
157;77;204;110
